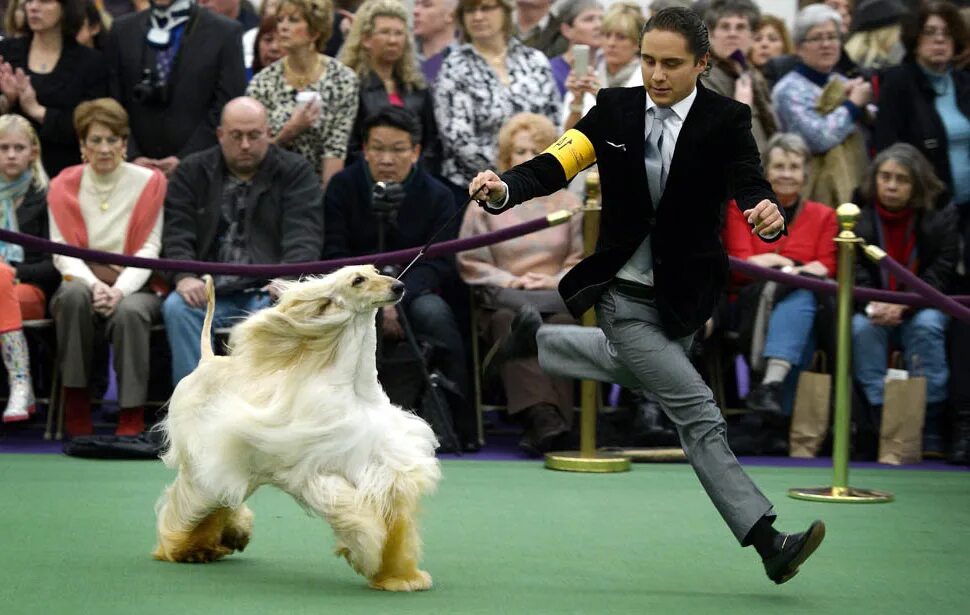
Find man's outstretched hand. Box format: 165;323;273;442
744;199;785;238
468;170;507;207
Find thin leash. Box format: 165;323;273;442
396;185;488;280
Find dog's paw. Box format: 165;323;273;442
175;545;233;563
220;527;251;552
370;570;433;592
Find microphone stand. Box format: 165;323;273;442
372;192;462;454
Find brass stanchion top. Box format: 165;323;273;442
583;170;601;212
836;202;861;236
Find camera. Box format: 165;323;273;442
371;181;406;224
132;68;170;106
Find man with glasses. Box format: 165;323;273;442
324;106;477;451
161;96;324;386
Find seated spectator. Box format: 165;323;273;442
723;132;837;415
323;106;476;449
843;0;907;70
748;14;793;75
105;0;247;178
243;0;282;71
701;0;777;154
851;143;959;456
340;0;441;175
435;0;560;206
457;112;583;455
76;0;107;50
874;0;970;216
0;0;108;177
247;0;358;187
413;0;457;84
547;0;603;98
0;114;53;423
161;97;324;386
772;3;872;207
825;0;853;35
562;2;642;130
515;0;566;57
2;0;28;38
47;98;167;438
248;14;285;79
761;5;862;88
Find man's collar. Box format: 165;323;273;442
645;85;698;121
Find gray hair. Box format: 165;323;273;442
703;0;761;31
793;3;842;47
762;132;810;169
860;143;945;211
555;0;603;25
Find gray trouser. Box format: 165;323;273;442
50;280;161;408
536;284;774;544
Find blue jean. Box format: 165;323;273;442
161;289;272;385
761;289;819;414
851;308;950;406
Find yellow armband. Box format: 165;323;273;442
541;129;597;182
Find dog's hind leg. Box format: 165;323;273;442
153;473;234;563
220;503;255;553
298;475;386;580
369;496;432;592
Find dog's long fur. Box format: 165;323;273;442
153;266;441;591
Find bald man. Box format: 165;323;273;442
161;97;325;385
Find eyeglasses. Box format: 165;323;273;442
803;32;840;45
877;170;912;185
84;135;123;147
466;4;501;15
921;27;952;39
226;130;267;143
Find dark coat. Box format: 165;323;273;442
104;6;246;159
494;83;778;338
852;197;960;301
12;184;59;300
323;160;457;303
346;72;442;176
874;62;970;205
162;144;325;284
0;37;108;177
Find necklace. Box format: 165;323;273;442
284;54;322;90
86;172;122;212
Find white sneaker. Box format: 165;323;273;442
2;380;35;423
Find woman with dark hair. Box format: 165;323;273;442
75;0;106;49
874;0;969;213
0;0;108;176
851;143;959;457
249;14;285;78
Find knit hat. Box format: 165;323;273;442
852;0;908;33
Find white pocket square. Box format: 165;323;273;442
606;141;627;151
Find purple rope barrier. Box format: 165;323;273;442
729;258;970;310
874;255;970;323
0;215;553;277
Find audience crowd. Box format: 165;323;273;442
0;0;968;464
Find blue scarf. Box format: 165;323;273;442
0;172;31;264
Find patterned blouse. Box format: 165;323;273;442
434;38;561;187
246;56;359;173
772;66;858;155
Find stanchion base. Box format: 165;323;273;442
544;450;632;473
787;486;894;503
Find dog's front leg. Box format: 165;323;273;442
153;473;234;563
298;475;386;580
369;499;433;592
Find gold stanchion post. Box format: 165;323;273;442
788;203;893;503
545;171;631;473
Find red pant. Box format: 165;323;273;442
0;263;46;333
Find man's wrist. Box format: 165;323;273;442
484;181;510;210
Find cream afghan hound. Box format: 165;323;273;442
153;266;441;592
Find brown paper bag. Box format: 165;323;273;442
789;352;832;458
878;352;927;465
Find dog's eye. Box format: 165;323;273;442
352;276;365;286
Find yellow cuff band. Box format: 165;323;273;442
542;129;596;181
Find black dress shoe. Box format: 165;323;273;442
482;305;542;382
746;381;784;413
763;520;826;584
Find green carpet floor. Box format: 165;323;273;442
1;456;969;614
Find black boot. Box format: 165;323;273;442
947;404;970;465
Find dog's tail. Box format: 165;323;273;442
201;274;216;361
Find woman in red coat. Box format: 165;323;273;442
723;132;838;413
